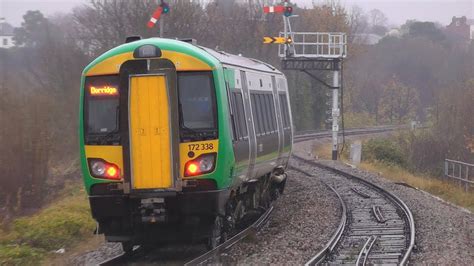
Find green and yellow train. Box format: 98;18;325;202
79;37;293;250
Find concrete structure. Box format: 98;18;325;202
446;16;473;41
469;19;474;40
0;22;15;49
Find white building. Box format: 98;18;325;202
0;22;15;49
468;19;474;40
353;33;383;45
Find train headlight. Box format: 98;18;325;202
88;159;121;180
91;161;106;176
185;153;216;177
199;155;214;172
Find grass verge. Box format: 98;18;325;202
0;181;96;265
358;162;474;212
313;142;474;212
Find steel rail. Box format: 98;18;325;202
294;125;399;136
293;155;415;266
290;167;347;266
98;125;407;266
184;205;274;265
98;246;141;266
356;235;377;266
293;126;404;142
98;206;273;266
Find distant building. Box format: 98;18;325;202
446;16;473;41
386;28;401;38
469;19;474;40
0;21;15;49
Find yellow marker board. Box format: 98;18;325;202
263;36;292;44
129;75;173;189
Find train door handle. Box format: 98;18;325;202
139;128;145;135
154;128;161;135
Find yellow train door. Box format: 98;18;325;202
129;75;173;189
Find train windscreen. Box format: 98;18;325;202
177;71;217;140
84;75;120;140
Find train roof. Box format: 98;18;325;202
198;46;282;75
83;38;282;76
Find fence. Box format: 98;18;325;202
278;32;347;59
444;159;474;192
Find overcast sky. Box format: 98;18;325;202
1;0;473;27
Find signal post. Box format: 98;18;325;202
263;1;347;160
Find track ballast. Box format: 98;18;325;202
292;156;415;265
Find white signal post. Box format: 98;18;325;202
160;17;164;38
265;0;347;160
331;70;340;160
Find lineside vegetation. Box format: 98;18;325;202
0;182;94;265
313;133;474;212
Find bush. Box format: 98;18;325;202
343;112;377;128
398;131;446;175
0;183;95;264
363;138;406;166
0;244;44;265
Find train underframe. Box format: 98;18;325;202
90;170;287;252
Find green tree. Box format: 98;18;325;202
407;21;445;42
380;75;419;124
13;10;50;47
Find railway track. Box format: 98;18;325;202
291;155;415;265
98;126;409;265
293;125;405;143
98;206;273;265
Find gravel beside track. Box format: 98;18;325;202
291;158;414;264
293;140;474;264
223;169;341;264
71;242;122;265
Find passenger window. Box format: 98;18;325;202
279;94;290;129
260;94;269;134
256;95;265;134
268;95;277;132
250;94;261;135
228;92;239;140
233;92;248;140
264;95;272;133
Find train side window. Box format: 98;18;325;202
267;94;274;133
259;95;264;134
250;94;261;135
285;96;291;128
279;94;290;129
264;94;273;133
268;95;277;132
259;94;266;135
259;94;268;135
284;95;290;128
233;91;248;140
228;92;240;140
254;94;261;135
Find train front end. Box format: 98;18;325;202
79;38;233;247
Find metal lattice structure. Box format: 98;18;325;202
278;32;347;59
278;14;347;160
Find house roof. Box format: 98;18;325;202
0;22;14;36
